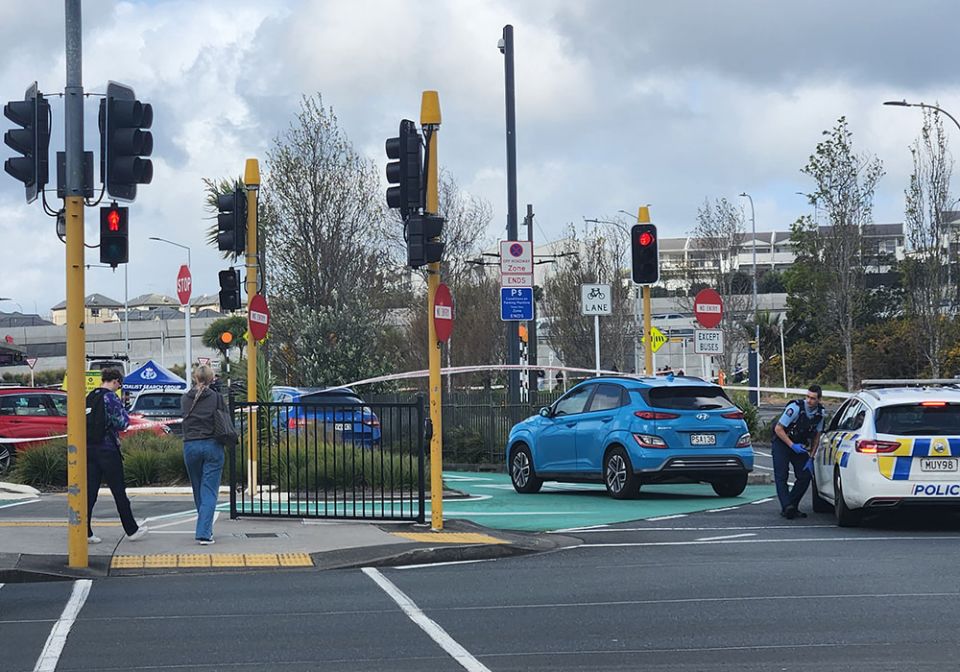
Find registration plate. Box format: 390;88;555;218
920;457;958;473
690;433;716;446
334;423;352;432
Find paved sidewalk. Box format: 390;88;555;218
0;483;571;582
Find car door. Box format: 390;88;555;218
815;400;851;500
0;393;64;441
575;383;626;472
822;400;864;500
536;384;595;473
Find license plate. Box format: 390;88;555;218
690;433;716;446
920;457;958;472
333;423;352;432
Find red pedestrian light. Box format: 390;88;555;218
107;209;120;232
638;231;655;247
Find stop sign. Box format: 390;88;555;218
433;283;454;342
248;293;270;341
176;265;192;306
693;288;724;328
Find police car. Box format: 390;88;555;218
811;381;960;526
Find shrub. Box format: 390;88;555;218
729;391;761;437
443;426;488;463
158;446;188;485
11;441;67;487
123;448;161;487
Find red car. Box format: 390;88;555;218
0;387;169;474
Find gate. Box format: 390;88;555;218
229;396;425;522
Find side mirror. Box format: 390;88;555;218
538;407;551;418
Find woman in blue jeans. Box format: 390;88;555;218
180;365;225;545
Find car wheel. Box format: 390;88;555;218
711;473;748;498
811;471;833;513
510;444;543;494
834;469;862;527
0;443;12;475
604;446;640;500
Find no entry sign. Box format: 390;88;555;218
434;283;454;342
693;288;723;329
248;293;270;341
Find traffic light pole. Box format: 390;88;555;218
421;91;443;531
64;0;88;568
244;159;260;495
636;206;654;376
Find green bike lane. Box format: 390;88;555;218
439;471;777;532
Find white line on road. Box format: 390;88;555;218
551;523;611;533
696;533;756;542
363;568;491;672
644;514;688;521
0;498;41;510
570;525;835;533
33;579;92;672
755;450;772;458
571;534;960;548
705;506;742;513
750;497;775;505
754;465;774;471
395;558;497;570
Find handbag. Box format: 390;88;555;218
213;393;239;448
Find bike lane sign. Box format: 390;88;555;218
581;284;612;316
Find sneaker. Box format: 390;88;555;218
88;535;102;544
198;538;215;546
128;526;149;541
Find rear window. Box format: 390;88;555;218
134;394;182;411
647;386;732;411
301;393;364;406
875;404;960;436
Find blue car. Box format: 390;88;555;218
270;386;381;447
506;376;753;499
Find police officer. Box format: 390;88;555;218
771;384;824;519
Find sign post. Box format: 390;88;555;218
581;284;612;375
176;264;192;382
26;356;37;387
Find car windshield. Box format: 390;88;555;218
134;395;182;411
647;386;732;411
875;403;960;436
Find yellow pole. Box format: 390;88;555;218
65;196;87;567
244;159;260;494
421;91;443;530
637;206;654;376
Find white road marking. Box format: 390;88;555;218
146;515;198;530
551;523;612;533
705;506;741;513
571;534;960;548
750;497;775;505
644;514;688;521
754;465;774;472
395;558;497;570
363;568;491;672
0;499;42;510
696;533;756;542
33;579;92;672
755;450;772;458
571;525;835;533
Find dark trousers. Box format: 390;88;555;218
87;444;139;536
771;438;811;511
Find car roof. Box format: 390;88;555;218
859;386;960;407
569;375;719;391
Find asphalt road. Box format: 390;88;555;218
3;499;959;672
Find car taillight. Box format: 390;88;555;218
635;410;680;420
287;417;307;429
856;439;900;454
921;401;947;407
634;433;667;448
736;433;752;448
363;418;380;427
723;410;745;419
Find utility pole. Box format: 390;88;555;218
244;158;260;493
525;204;538;408
64;0;88;568
421;91;444;530
501;25;520;405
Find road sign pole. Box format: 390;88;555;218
594;315;600;375
245;158;260;496
422;91;443;531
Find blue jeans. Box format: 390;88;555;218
772;438;811;511
183;439;224;540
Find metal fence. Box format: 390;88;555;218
229;397;425;522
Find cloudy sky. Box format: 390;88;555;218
1;0;957;316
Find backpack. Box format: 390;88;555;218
86;388;107;444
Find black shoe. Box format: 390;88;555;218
795;510;808;519
783;504;797;520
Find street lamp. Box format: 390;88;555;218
739;192;760;405
148;237;192;379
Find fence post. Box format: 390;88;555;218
229;398;238;519
416;394;426;524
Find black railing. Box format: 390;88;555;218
229;396;425;522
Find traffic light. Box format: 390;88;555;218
99;203;129;267
631;223;659;284
218;268;241;311
217;189;247;254
385;119;422;217
99;81;153;202
3;82;50;203
405;213;444;268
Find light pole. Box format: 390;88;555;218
739;192;760;405
148;237;192;378
84;265;129;356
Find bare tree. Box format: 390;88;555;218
801;117;884;390
903;108;953;377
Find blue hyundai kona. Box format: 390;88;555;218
506;376;753;499
270;386;381;447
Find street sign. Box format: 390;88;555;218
434;283;454;342
500;287;534;321
694;329;724;355
645;326;667;353
197;357;210;366
248;293;270;341
581;284;612;315
25;357;37;369
693;288;723;328
176;264;192;306
500;240;533;287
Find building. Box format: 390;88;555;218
50;293;123;326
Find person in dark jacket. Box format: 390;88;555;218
86;367;147;544
181;364;225;545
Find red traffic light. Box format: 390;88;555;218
638;231;655;247
107;209;120;232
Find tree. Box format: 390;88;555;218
903;108;953;377
201;315;248;360
799;117;884;390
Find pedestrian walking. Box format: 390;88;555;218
771;384;824;519
181;365;227;545
86;367;147;544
